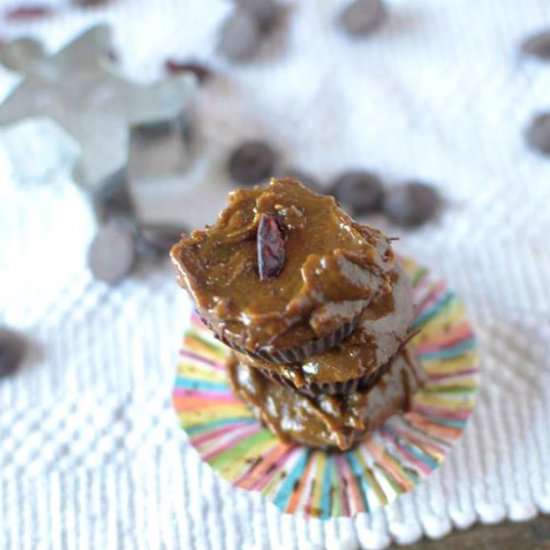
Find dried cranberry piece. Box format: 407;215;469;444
257;213;285;281
5;5;55;21
165;59;212;82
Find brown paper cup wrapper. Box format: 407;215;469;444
201;313;361;364
262;359;393;398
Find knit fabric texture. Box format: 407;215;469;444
1;1;550;548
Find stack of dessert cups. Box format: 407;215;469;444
171;178;424;451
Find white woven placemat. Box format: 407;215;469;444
1;1;550;548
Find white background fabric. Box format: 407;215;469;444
1;0;550;548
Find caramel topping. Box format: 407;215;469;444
234;264;415;384
171;178;395;351
227;346;424;450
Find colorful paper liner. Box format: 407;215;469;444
173;257;481;518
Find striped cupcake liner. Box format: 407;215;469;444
201;314;360;364
174;256;481;518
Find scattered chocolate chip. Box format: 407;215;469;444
138;224;186;255
228;140;276;185
218;11;261;62
521;29;550;61
257;213;285;280
92;170;134;223
165;59;212;82
0;327;26;378
236;0;280;32
330;170;384;215
4;5;56;21
72;0;107;6
88;222;136;284
383;182;441;227
339;0;387;37
526;112;550;156
279;168;325;194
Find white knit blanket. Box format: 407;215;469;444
1;1;550;548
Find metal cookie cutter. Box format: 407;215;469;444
0;24;201;283
0;24;197;214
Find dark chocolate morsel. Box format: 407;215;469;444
72;0;108;5
257;213;285;281
88;221;136;284
236;0;280;32
0;327;26;378
521;29;550;61
279;168;325;194
383;182;441;227
339;0;387;37
228;140;277;185
330;170;384;215
138;224;186;255
165;59;212;82
92;169;134;223
526;112;550;156
218;11;261;62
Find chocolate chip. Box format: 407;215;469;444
330;171;384;215
72;0;108;6
92;170;134;223
165;59;212;82
88;222;136;284
526;113;550;156
279;168;325;194
257;213;285;280
521;29;550;60
138;225;186;255
218;11;261;62
0;328;26;378
228;140;276;185
236;0;280;32
339;0;387;37
383;182;441;227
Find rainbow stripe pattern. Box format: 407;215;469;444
173;257;480;518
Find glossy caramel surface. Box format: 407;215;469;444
227;346;423;450
171;178;395;352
